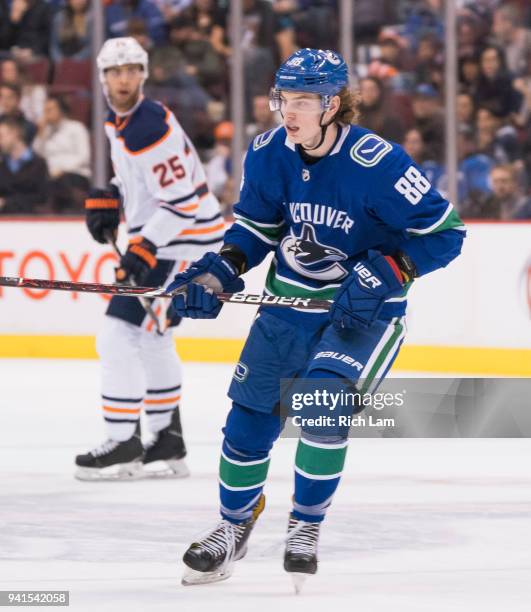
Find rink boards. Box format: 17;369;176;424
0;218;529;376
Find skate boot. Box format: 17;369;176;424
182;494;266;586
75;426;144;481
284;514;321;594
143;408;189;478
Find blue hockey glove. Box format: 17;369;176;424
167;252;245;319
329;250;404;330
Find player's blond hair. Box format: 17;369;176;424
335;87;361;124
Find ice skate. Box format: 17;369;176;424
284;515;321;594
182;494;265;586
143;409;189;478
75;428;144;481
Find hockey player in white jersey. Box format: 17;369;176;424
75;37;225;480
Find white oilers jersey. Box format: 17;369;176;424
105;98;224;260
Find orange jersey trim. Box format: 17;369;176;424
176;203;199;213
180;222;225;236
85;198;119;210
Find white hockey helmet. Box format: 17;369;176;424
97;37;149;86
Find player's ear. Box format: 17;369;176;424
325;95;341;122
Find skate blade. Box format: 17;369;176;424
143;458;190;479
181;566;232;586
290;572;307;595
75;461;144;481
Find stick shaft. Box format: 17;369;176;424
0;276;332;310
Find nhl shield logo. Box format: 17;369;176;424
302;169;310;182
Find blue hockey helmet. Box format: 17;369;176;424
270;48;349;112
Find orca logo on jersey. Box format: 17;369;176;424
280;223;348;282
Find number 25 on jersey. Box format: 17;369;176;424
153;155;186;188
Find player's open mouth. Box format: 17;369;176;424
286;126;299;134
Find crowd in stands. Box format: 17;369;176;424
0;0;529;219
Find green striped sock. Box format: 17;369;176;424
295;437;348;479
219;451;271;491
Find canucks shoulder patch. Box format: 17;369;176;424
350;134;392;167
253;127;280;151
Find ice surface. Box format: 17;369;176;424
1;359;531;611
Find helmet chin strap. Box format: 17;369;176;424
301;111;337;152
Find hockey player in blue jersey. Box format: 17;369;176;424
167;49;466;588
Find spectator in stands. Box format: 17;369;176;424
354;0;398;44
357;76;405;142
205;120;233;211
402;127;444;189
512;47;531;129
491;4;531;77
153;0;193;23
413;33;443;88
167;12;225;100
461;164;531;220
246;93;279;143
476;106;522;165
458;53;480;96
0;58;46;123
285;0;339;51
242;0;295;63
128;16;154;51
106;0;166;45
457;9;486;61
145;30;212;145
368;30;411;92
0;115;49;214
50;0;93;61
0;0;51;59
0;83;37;144
33;95;90;213
456;90;475;130
412;83;444;163
189;0;231;59
401;0;443;50
474;45;523;118
456;124;493;206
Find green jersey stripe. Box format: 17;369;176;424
407;204;465;236
265;263;339;300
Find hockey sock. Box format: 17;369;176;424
219;438;270;524
293;435;348;522
144;384;181;433
218;403;282;523
292;368;349;522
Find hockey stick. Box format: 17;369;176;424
0;276;333;310
106;233;165;335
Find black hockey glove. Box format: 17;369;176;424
115;236;158;285
85;186;120;244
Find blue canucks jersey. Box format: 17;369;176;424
224;124;466;318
